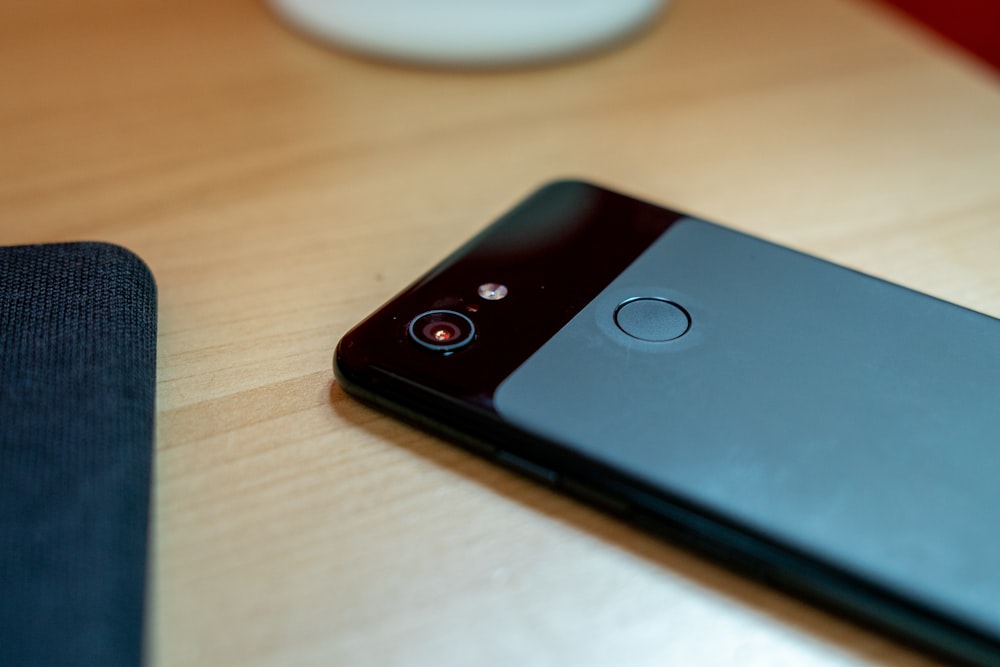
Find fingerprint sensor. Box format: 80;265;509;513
614;298;690;342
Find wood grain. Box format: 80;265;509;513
2;0;998;665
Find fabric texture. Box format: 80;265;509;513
0;242;157;667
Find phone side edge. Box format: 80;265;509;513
333;350;999;667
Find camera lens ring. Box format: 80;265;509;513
408;310;476;352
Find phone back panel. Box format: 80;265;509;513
494;217;1000;637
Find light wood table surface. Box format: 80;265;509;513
2;0;999;665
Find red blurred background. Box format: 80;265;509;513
881;0;1000;71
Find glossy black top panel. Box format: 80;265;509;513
335;180;682;407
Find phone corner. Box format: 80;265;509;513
531;177;606;197
331;337;353;388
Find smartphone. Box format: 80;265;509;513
334;180;1000;665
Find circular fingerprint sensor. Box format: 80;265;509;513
614;298;690;342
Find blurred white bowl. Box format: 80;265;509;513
266;0;668;67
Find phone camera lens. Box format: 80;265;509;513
408;310;476;352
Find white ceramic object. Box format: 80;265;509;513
267;0;668;67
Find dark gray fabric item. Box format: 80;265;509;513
0;242;156;667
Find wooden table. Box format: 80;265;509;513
3;1;999;665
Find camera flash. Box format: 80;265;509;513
478;283;508;301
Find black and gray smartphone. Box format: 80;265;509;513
334;180;1000;665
